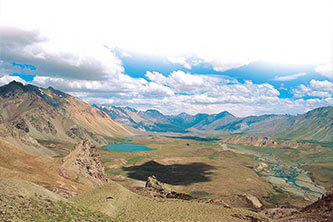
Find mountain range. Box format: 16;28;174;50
97;105;333;143
0;81;132;156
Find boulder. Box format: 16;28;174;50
241;193;262;209
254;162;268;172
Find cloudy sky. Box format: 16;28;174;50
0;0;332;116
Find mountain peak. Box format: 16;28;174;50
0;80;26;97
216;111;234;118
177;112;191;117
8;80;24;86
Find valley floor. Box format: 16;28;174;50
1;134;332;221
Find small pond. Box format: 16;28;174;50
103;144;156;152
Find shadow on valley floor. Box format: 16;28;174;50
122;160;215;185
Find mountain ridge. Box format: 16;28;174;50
0;81;133;156
97;104;333;142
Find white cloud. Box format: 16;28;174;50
1;0;332;72
1;0;332;116
206;57;251;72
168;56;192;69
273;72;307;81
30;69;292;116
0;27;124;81
293;79;333;98
145;71;168;84
315;64;333;79
309;79;333;92
0;75;26;85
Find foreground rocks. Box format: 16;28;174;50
58;139;109;186
145;175;194;200
301;190;333;215
260;190;333;221
145;176;230;208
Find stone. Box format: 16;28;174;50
241;193;263;209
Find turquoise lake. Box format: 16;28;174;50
102;144;156;152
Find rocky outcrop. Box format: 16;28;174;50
145;176;230;208
58;139;109;187
12;118;29;133
254;162;268;172
145;176;193;200
241;193;263;209
260;208;298;220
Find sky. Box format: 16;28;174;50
0;0;332;116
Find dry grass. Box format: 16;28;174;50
72;181;270;222
0;139;91;195
0;178;116;222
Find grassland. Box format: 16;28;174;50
95;136;278;208
72;179;270;222
94;135;332;208
0;178;117;222
23;133;332;219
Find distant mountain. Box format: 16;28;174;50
275;106;333;142
96;105;333;142
98;105;239;133
98;106;187;132
0;81;132;156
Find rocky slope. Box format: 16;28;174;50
275;106;333;143
0;138;91;198
0;81;132;156
260;190;333;221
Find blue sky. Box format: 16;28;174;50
0;0;332;116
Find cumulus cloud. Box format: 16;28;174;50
273;72;307;81
0;27;331;117
0;27;124;81
27;67;332;116
146;70;231;94
293;80;333;98
315;64;333;79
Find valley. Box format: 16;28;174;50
96;135;332;205
0;82;332;221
